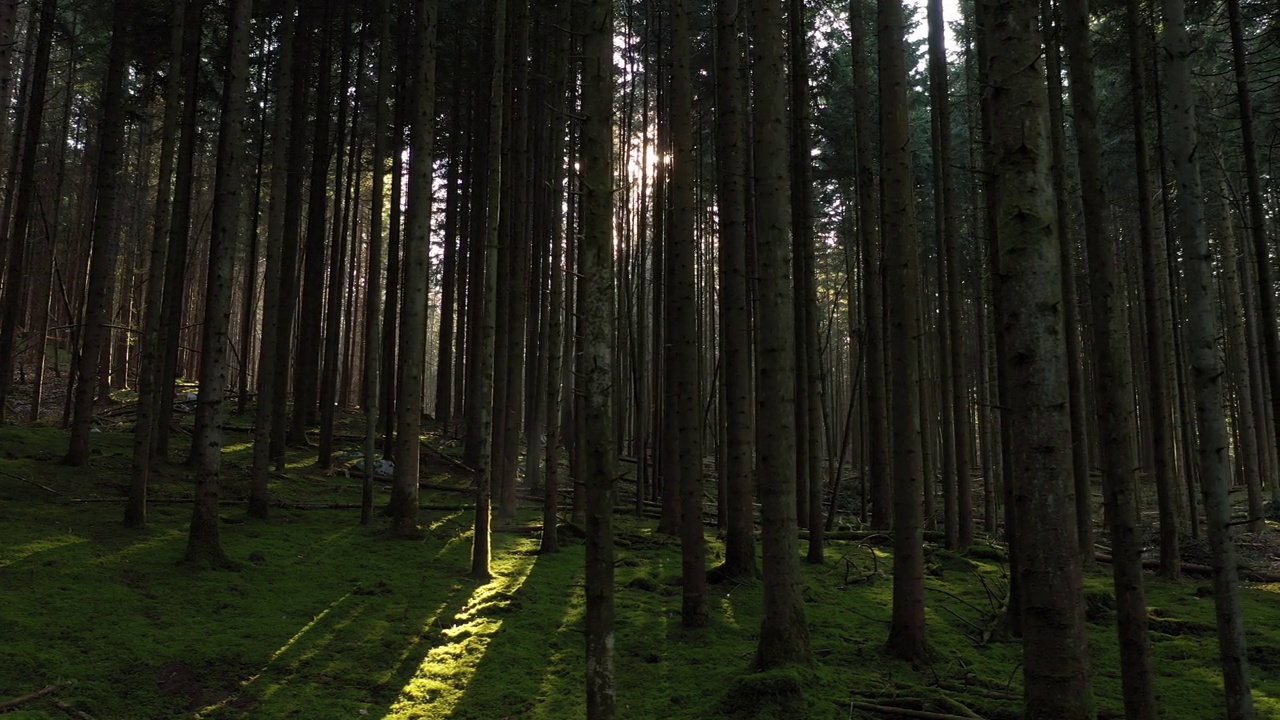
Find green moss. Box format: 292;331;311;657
3;424;1280;718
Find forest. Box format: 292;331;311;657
0;0;1278;716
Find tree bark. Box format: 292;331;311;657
750;0;810;670
881;0;928;664
990;0;1093;712
394;0;440;539
1060;0;1159;713
67;0;130;466
184;0;254;569
1161;0;1255;714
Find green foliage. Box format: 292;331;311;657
2;425;1280;718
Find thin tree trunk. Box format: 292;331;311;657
184;0;254;569
1060;0;1159;712
1161;0;1255;714
394;0;440;539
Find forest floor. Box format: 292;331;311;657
2;416;1280;719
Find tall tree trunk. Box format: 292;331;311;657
928;0;970;551
1128;0;1180;577
1041;0;1093;561
155;0;207;458
749;0;810;670
1217;185;1265;532
713;0;756;580
363;0;390;525
470;0;507;575
991;0;1093;712
670;0;708;627
249;0;299;519
319;9;356;469
1060;0;1159;713
1161;0;1255;714
130;0;190;527
184;0;254;569
581;0;616;709
882;0;928;664
850;0;890;532
0;0;55;423
67;0;131;465
290;1;335;445
393;0;440;539
1226;0;1280;517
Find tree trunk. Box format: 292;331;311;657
470;0;506;575
184;0;254;569
363;0;391;525
249;0;299;519
991;0;1093;712
881;0;928;664
155;0;207;458
68;0;130;465
1060;0;1159;713
749;0;810;670
850;0;890;533
0;0;55;423
670;0;708;628
713;0;756;580
581;0;617;709
394;0;440;539
1161;0;1255;714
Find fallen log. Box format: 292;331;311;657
1093;553;1280;583
804;530;948;544
843;699;986;720
0;683;70;712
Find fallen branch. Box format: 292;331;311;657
0;683;70;712
806;530;947;544
419;440;476;475
845;699;986;720
1094;553;1280;583
51;698;97;720
420;481;474;494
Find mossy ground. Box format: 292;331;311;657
2;422;1279;719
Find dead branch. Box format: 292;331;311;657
1094;553;1280;583
845;699;987;720
51;698;97;720
0;683;70;712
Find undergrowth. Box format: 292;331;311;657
1;423;1279;719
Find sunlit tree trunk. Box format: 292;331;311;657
581;0;616;708
393;0;439;539
470;0;506;575
363;0;391;525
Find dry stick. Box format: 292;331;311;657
0;683;70;712
50;698;97;720
845;699;986;720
